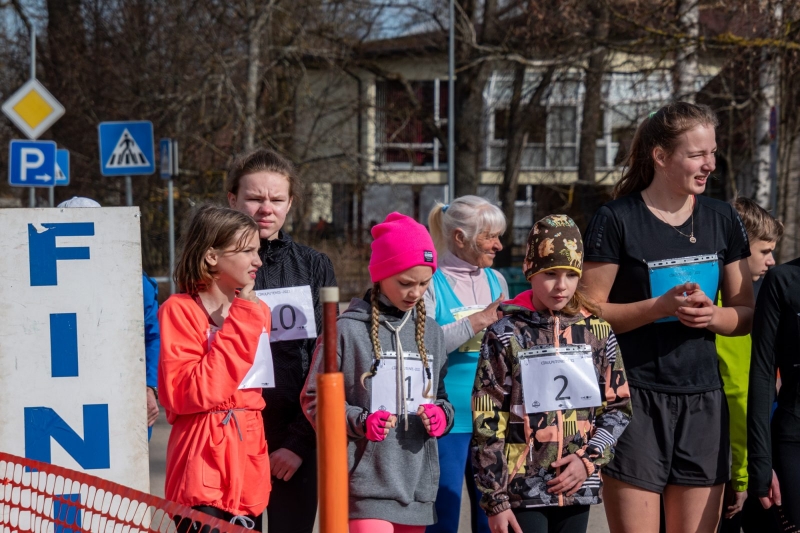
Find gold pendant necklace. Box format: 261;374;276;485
644;190;696;244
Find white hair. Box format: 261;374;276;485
58;197;101;208
428;195;507;254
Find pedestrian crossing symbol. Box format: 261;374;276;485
106;129;150;168
97;121;155;176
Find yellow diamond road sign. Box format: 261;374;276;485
2;79;65;139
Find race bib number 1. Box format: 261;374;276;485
370;351;433;415
518;345;601;413
256;286;318;342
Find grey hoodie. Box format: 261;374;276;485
301;295;454;525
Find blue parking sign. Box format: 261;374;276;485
56;149;69;185
9;140;57;187
98;121;155;176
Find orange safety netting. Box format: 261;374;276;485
0;452;252;533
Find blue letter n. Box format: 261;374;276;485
28;223;94;286
24;405;110;469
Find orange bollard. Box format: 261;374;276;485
316;287;349;533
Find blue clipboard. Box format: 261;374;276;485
648;254;719;323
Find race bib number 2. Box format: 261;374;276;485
370;352;433;415
256;286;318;342
518;345;601;413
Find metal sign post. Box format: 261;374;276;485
447;0;455;202
160;138;179;294
2;29;64;206
30;30;35;208
125;176;133;206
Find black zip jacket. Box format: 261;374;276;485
255;231;336;459
748;257;800;496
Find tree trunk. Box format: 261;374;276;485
577;2;608;183
753;4;782;209
454;65;489;197
779;135;799;262
753;64;778;209
453;0;500;197
244;1;270;151
495;67;554;268
673;0;699;102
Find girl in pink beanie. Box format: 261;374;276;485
302;212;454;532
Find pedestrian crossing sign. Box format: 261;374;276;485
97;121;155;176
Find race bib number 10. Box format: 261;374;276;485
518;344;601;414
370;351;433;415
256;286;318;342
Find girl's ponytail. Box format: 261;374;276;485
427;203;447;255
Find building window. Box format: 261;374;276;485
484;71;694;172
375;79;447;169
487;103;578;169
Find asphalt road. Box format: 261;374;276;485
148;409;610;532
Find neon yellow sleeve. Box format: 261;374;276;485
717;328;751;492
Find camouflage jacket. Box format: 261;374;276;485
470;290;632;514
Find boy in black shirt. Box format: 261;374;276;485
748;257;800;530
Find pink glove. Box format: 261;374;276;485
420;404;447;437
365;410;393;442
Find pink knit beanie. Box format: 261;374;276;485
369;212;437;283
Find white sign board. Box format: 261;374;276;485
0;207;149;492
255;286;318;342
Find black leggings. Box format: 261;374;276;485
265;452;317;533
718;440;800;533
718;490;782;533
174;505;263;533
774;440;800;532
511;505;590;533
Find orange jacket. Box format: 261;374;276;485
158;294;272;516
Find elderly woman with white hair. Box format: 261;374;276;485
424;195;508;533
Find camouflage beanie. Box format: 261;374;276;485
523;214;584;280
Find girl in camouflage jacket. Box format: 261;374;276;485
471;215;632;533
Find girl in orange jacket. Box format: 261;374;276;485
158;205;272;529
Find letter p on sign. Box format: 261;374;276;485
21;148;44;181
8;140;56;187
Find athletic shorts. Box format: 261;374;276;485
602;386;730;493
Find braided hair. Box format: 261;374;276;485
360;283;383;388
359;283;435;398
415;298;434;398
